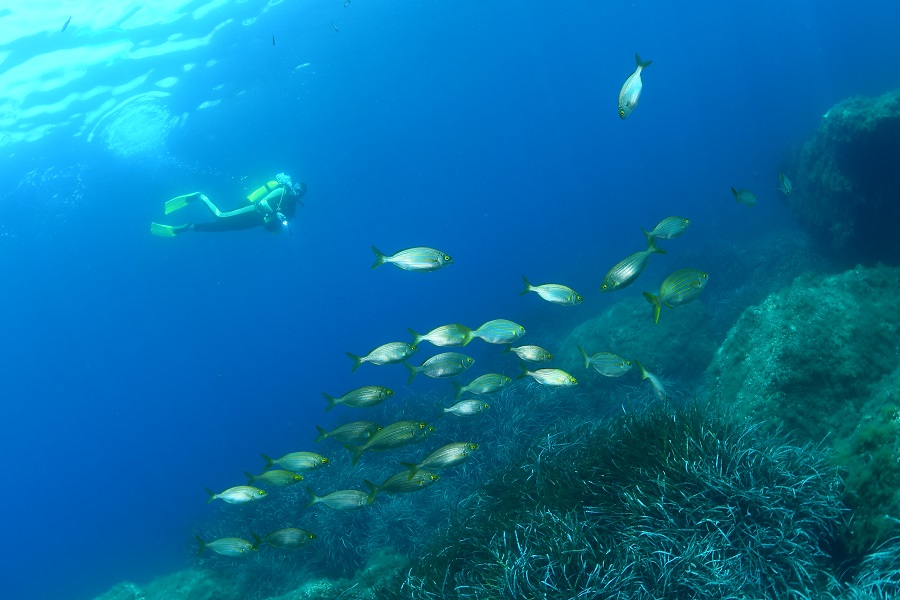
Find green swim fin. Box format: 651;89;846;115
150;222;177;237
164;192;200;215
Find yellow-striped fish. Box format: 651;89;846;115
401;442;479;478
503;344;553;363
642;268;709;324
365;470;440;499
258;528;316;549
635;360;667;402
618;54;652;119
600;241;666;292
196;535;260;556
322;385;393;411
408;323;473;347
642;216;689;246
314;421;382;444
452;373;511;398
405;352;474;383
731;187;757;206
518;365;578;387
472;319;526;344
779;173;792;196
306;486;375;510
244;469;303;487
577;346;632;377
439;398;490;418
371;246;453;271
205;485;267;504
347;342;417;371
520;276;582;306
261;451;330;472
345;420;434;465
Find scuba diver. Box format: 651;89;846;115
150;173;307;236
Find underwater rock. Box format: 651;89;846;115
557;295;717;395
788;90;900;264
704;264;900;551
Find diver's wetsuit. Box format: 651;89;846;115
190;184;304;233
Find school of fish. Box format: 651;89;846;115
195;54;794;559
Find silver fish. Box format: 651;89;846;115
600;241;666;292
521;276;582;306
322;385;393;411
731;187;757;206
779;172;792;196
452;373;511;398
371;246;453;271
636;360;667;402
306;486;374;510
408;323;473;347
205;485;267;504
366;470;440;498
347;342;417;371
244;469;303;487
577;346;632;377
504;344;553;363
314;421;382;444
439;398;491;417
401;442;479;477
618;53;652;119
259;527;316;549
405;352;474;383
642;216;689;245
643;268;709;324
345;420;434;465
196;535;259;556
261;452;330;472
519;366;578;387
472;319;526;344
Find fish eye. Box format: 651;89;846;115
547;354;553;359
410;345;417;350
483;403;490;408
684;219;690;225
444;255;451;260
600;283;607;290
418;423;425;429
386;389;394;396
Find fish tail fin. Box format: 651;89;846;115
451;381;464;399
642;292;662;324
434;402;446;418
634;360;649;380
249;531;262;551
260;453;276;470
403;361;418;384
517;361;530;380
501;344;512;354
364;479;379;503
305;485;320;507
322;392;338;412
371;246;386;269
344;444;364;466
641;227;654;247
647;237;666;255
243;471;256;485
520;275;532;295
195;535;207;555
204;488;217;504
636;53;652;69
346;352;363;372
730;186;739;201
313;425;329;443
400;463;419;479
461;330;473;346
577;345;591;370
407;328;423;347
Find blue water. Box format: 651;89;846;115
1;1;899;599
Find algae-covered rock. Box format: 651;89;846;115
788;91;900;264
704;264;900;551
93;569;234;600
